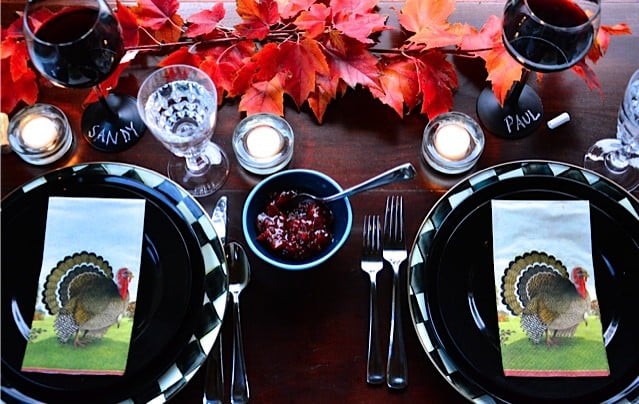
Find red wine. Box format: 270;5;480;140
27;7;124;88
503;0;597;72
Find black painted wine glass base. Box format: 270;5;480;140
81;93;146;152
476;84;544;139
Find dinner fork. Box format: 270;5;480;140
383;195;408;389
361;215;385;385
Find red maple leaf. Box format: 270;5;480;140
133;0;179;30
307;72;342;123
370;56;419;118
235;0;280;40
461;15;523;106
185;4;226;38
1;38;38;113
279;38;330;107
333;11;389;44
398;0;470;49
571;61;601;92
132;0;183;43
324;37;381;93
329;0;389;43
276;0;317;20
588;23;631;63
239;73;286;116
198;40;257;100
158;46;203;67
414;51;457;119
294;4;331;39
329;0;378;14
231;43;281;96
115;0;140;48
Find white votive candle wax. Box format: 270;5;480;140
433;123;471;161
245;125;283;159
21;116;59;149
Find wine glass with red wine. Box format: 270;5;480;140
23;0;145;152
476;0;601;138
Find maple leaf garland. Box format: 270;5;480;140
0;0;631;123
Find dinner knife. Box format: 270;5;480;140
204;196;227;404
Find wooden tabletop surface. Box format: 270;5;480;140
2;1;638;403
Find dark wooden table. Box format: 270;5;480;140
2;1;638;403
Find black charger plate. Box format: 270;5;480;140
1;163;228;403
408;160;639;403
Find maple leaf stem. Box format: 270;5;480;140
370;46;494;58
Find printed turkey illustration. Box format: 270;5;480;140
501;251;590;345
42;252;133;347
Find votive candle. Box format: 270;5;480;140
8;104;73;165
233;113;294;175
433;123;471;161
244;125;284;159
421;111;484;175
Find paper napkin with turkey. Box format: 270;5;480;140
491;200;609;377
21;196;145;376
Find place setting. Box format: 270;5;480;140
1;0;638;401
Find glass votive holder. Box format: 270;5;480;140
8;103;73;165
421;111;484;174
233;113;294;175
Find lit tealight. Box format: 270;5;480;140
233;113;294;175
244;125;284;159
8;103;73;166
421;111;485;175
21;116;59;150
433;123;471;161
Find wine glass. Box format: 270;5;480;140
23;0;145;152
476;0;601;138
584;70;639;191
136;65;229;197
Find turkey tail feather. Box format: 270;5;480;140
41;251;113;315
500;251;568;316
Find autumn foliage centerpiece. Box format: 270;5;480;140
0;0;631;123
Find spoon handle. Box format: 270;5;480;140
323;163;416;203
231;295;249;404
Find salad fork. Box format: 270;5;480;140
361;215;385;385
383;195;408;389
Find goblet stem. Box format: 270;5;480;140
185;154;210;175
604;147;639;173
94;85;119;120
505;70;530;105
476;69;543;139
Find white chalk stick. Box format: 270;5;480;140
547;112;570;129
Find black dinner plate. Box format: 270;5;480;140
408;160;639;403
1;163;228;403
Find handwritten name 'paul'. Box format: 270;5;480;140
504;109;541;134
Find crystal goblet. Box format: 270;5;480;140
137;65;229;197
584;69;639;191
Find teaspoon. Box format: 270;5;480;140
283;163;416;209
226;241;251;404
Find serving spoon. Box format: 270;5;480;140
227;241;251;404
285;162;416;208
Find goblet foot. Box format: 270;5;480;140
476;84;543;139
584;138;639;191
168;143;229;197
82;93;146;152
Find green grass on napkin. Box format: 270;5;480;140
22;316;133;373
499;314;609;373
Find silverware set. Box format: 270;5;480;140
361;195;409;389
205;194;409;402
205;196;251;404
